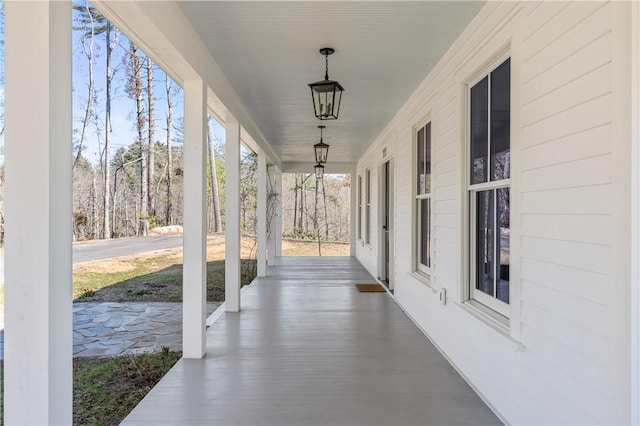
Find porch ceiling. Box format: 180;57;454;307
177;1;485;168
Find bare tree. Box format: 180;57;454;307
165;76;174;225
292;174;298;231
128;42;148;235
147;58;156;219
207;117;222;232
91;168;99;238
322;178;329;238
314;176;322;256
102;20;118;239
72;3;97;170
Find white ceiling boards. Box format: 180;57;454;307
177;2;484;168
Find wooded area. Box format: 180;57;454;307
0;2;351;249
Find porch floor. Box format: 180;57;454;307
122;256;501;425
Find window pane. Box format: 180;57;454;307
366;170;371;243
496;187;510;304
470;77;488;185
420;198;431;268
474;190;494;297
417;127;425;194
357;176;362;239
425;123;431;194
491;58;511;181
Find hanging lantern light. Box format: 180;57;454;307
314;163;325;180
314;125;329;164
308;47;344;120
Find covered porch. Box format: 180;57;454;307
122;256;499;425
4;0;640;424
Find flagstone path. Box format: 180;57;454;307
0;302;221;359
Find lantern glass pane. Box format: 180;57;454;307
315;144;328;163
334;89;342;118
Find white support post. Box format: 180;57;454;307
275;169;283;258
4;2;72;424
182;79;207;359
631;2;640;422
257;153;267;277
267;166;278;266
225;120;242;312
350;167;357;256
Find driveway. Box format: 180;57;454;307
73;234;222;263
73;235;184;263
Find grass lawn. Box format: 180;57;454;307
73;237;258;303
0;350;181;426
73;237;349;303
72;350;181;426
281;239;350;257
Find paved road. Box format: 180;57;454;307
0;234;218;282
73;235;184;263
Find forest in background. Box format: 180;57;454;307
66;2;350;247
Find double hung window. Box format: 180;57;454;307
357;175;362;240
416;122;432;274
365;169;371;244
468;57;511;316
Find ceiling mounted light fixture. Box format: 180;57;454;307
314;125;329;164
308;47;344;120
314;163;325;180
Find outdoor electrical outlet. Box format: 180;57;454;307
439;288;447;305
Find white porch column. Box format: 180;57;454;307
257;153;267;277
350;167;357;256
4;2;72;424
182;79;207;358
267;166;278;266
225;120;242;311
275;169;283;258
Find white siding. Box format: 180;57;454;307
355;1;633;424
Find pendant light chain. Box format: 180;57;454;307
325;53;329;80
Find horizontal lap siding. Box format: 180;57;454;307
356;1;628;424
520;2;615;422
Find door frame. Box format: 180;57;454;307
378;158;394;290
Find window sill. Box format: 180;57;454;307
456;301;526;351
409;271;437;293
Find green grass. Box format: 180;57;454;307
72;237;262;303
74;258;256;303
73;350;181;426
0;351;181;426
71;237;347;303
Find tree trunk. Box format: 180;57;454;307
298;175;304;230
293;175;298;231
322;179;329;238
207;119;223;232
165;77;173;226
112;167;119;238
102;23;117;239
74;4;95;169
131;42;148;235
147;58;156;219
315;177;321;256
91;168;98;239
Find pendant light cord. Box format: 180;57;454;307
325;54;329;80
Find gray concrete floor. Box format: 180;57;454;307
122;257;501;426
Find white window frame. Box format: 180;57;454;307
414;120;433;276
357;174;362;240
466;53;511;318
365;169;371;244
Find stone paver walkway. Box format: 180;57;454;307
0;302;221;359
